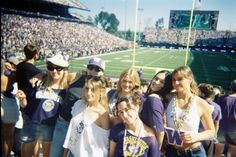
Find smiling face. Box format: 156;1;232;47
150;72;166;92
47;63;65;81
120;76;135;95
116;100;138;125
172;67;193;94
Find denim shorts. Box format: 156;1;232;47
20;119;55;143
166;144;206;157
1;95;19;123
49;118;70;157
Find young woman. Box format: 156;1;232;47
165;66;215;157
1;57;20;157
16;54;69;157
108;68;141;125
49;57;106;157
63;76;110;157
140;70;172;150
109;94;159;157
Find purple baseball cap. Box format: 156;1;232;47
87;57;105;71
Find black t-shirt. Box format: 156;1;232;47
16;61;41;95
60;75;86;122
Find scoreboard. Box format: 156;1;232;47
169;10;219;30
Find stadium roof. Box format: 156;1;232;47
42;0;90;11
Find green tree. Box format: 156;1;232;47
95;11;119;34
155;17;164;29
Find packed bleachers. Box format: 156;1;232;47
1;9;131;58
143;27;236;48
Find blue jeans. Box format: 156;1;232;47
166;145;206;157
49;118;69;157
20;119;55;143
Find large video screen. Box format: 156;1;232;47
169;10;219;30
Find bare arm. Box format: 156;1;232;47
1;74;8;92
155;131;165;150
62;148;70;157
16;90;27;108
108;140;117;157
182;97;215;144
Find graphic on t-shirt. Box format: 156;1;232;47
42;99;55;112
165;127;184;146
76;120;85;134
123;136;148;156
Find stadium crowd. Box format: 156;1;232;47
1;10;131;59
1;6;235;157
1;43;235;157
143;27;236;48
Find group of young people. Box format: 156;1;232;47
1;43;235;157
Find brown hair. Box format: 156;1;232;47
24;43;40;60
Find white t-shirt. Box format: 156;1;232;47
63;100;109;157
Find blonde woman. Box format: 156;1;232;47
107;68;141;126
165;66;215;157
16;54;70;157
63;76;110;157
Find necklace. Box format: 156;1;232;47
173;95;193;130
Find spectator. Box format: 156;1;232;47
16;54;70;157
109;94;159;157
63;76;110;157
107;68;141;126
14;43;42;157
49;57;106;157
138;68;143;79
216;80;236;157
140;70;172;151
198;83;222;157
1;56;20;157
165;66;215;157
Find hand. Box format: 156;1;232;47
181;132;197;144
16;90;26;100
16;90;27;107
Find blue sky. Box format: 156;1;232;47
76;0;236;31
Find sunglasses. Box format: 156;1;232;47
87;65;103;72
47;65;64;71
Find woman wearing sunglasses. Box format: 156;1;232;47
16;54;69;157
63;76;110;157
109;95;159;157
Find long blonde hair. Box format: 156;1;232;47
82;76;109;111
117;68;141;94
172;66;199;96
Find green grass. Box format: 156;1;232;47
37;48;236;89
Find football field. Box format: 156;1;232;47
39;48;236;89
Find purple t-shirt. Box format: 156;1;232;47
206;99;222;121
199;99;222;132
140;96;164;132
216;95;236;134
25;85;66;126
109;123;160;157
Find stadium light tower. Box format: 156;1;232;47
138;7;144;44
